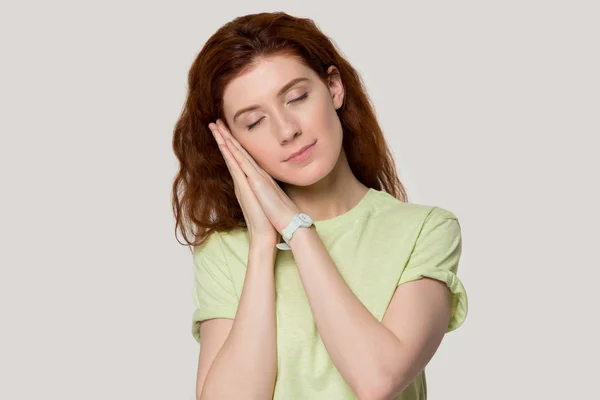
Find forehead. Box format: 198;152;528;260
222;55;316;113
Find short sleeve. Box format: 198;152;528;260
191;231;239;343
397;206;469;332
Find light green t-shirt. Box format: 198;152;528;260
191;188;468;399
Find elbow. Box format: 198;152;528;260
356;387;391;400
356;386;397;400
355;380;390;400
355;372;409;400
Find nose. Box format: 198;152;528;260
273;110;301;144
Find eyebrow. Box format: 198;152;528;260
232;77;310;123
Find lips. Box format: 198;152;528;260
285;141;316;162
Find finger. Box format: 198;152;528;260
220;141;247;180
219;141;257;204
209;124;245;180
209;124;230;169
214;119;234;140
215;119;263;174
226;138;259;178
227;134;264;174
208;123;225;145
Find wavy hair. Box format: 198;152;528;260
172;11;408;250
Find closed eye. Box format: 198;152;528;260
246;93;308;130
246;117;264;130
289;92;308;103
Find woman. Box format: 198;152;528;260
172;11;468;400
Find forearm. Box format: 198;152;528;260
200;243;278;400
289;227;404;399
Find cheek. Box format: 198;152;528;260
243;144;266;164
302;93;342;142
308;94;343;143
306;93;332;125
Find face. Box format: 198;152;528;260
221;54;345;187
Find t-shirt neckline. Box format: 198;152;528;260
312;188;376;231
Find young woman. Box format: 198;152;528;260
172;11;468;400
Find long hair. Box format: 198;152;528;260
172;11;408;250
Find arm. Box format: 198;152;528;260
288;226;452;400
198;243;278;400
196;318;233;398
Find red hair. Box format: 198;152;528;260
172;12;408;250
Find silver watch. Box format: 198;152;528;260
276;212;314;250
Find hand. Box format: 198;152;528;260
209;119;300;235
208;121;279;248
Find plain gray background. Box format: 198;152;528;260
1;1;598;399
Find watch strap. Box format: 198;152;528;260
276;212;313;250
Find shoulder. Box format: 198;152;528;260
368;189;459;228
195;228;253;276
194;228;249;263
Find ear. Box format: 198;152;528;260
326;65;345;110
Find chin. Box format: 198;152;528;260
282;173;322;187
275;154;338;187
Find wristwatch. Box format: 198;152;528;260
276;212;314;250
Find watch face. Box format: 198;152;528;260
299;213;310;222
297;212;313;226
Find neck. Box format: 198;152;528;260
281;149;369;222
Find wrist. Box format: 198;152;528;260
276;211;315;250
249;240;278;255
277;209;300;234
248;239;273;253
288;224;316;247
